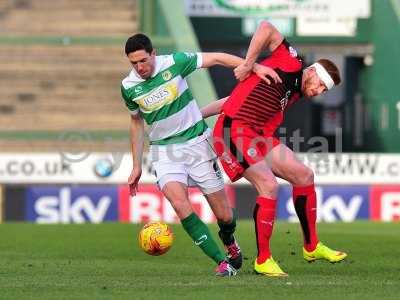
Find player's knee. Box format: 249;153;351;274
254;174;279;196
212;202;233;224
168;198;191;219
217;210;233;224
294;166;314;186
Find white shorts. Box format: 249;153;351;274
149;137;224;195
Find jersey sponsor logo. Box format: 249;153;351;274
280;90;291;110
138;83;179;112
134;86;143;94
289;46;298;58
162;70;172;81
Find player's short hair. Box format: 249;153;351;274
317;59;341;86
125;33;153;56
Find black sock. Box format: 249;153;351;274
217;208;236;246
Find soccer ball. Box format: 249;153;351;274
138;222;174;256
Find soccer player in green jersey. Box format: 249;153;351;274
121;33;280;276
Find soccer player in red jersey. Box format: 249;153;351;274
202;21;347;276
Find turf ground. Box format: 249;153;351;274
0;221;399;300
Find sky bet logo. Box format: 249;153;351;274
26;186;118;223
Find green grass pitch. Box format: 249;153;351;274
0;221;399;299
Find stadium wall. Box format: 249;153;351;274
138;0;218;125
0;152;399;224
186;0;400;153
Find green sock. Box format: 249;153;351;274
218;208;237;246
181;213;225;264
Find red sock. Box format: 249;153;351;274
253;196;276;264
293;184;319;252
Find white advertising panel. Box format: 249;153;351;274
185;0;371;18
297;16;357;36
0;153;138;184
0;152;400;185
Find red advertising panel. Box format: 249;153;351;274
118;184;235;223
370;185;400;221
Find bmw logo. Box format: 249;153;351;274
93;158;114;178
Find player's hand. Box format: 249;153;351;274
128;168;142;196
234;63;253;81
253;64;282;85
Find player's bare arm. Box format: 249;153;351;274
128;113;144;196
201;97;229;119
235;21;284;81
201;52;281;84
201;52;244;69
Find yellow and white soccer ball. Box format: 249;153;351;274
138;222;174;256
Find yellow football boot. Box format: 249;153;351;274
254;257;288;277
303;242;347;263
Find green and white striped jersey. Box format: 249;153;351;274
121;52;208;145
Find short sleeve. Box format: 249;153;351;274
121;85;139;115
173;52;202;78
269;39;302;72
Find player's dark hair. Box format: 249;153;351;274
125;33;153;56
317;59;341;86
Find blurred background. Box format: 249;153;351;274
0;0;399;224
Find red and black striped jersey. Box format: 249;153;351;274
222;40;303;131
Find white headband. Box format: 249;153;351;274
310;63;335;90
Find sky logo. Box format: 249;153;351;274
26;186;118;224
277;185;370;222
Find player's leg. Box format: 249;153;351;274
268;144;347;262
204;188;242;270
162;180;224;264
267;144;318;251
213;116;286;276
186;139;242;270
161;180;236;276
243;160;287;276
152;147;236;276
